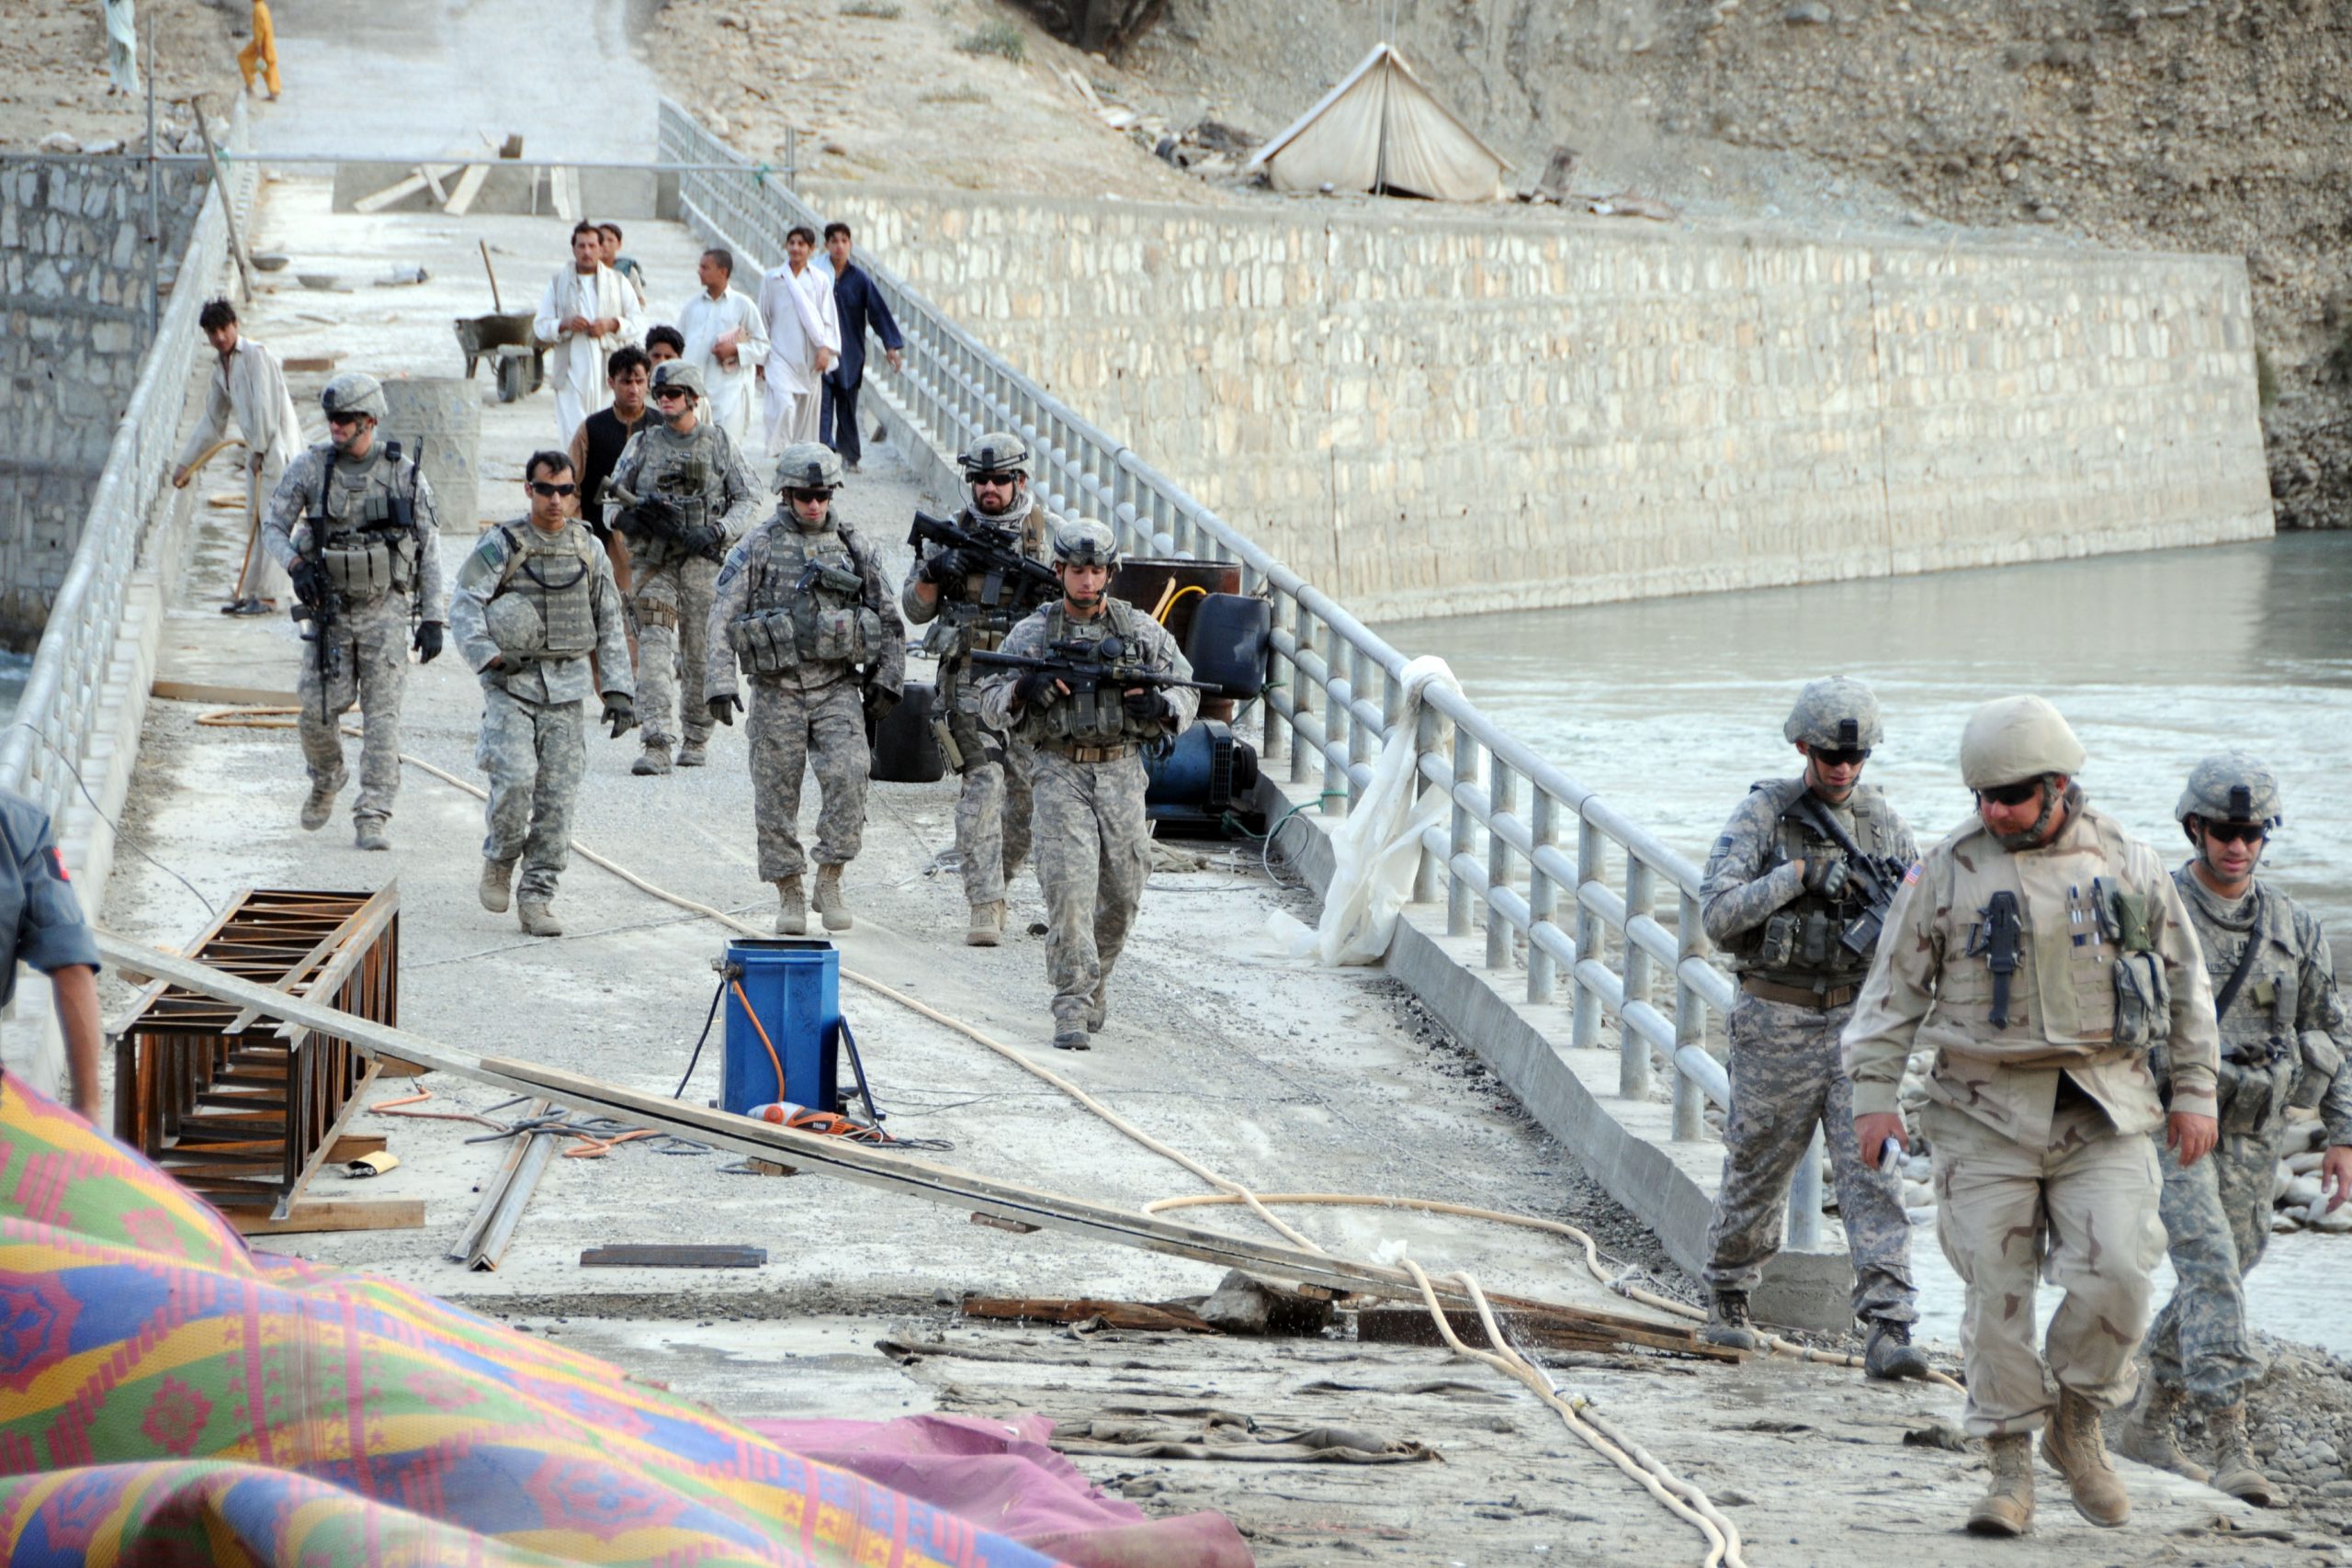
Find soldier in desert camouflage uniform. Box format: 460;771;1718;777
977;520;1198;1052
1696;677;1927;1380
705;443;903;936
447;451;635;937
901;432;1061;946
604;361;758;776
2115;753;2352;1505
1845;695;2220;1537
262;372;447;851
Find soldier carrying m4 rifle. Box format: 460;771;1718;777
1695;677;1929;1381
2114;753;2352;1505
603;360;759;776
901;431;1064;947
704;443;905;937
262;372;447;852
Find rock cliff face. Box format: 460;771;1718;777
1134;0;2352;525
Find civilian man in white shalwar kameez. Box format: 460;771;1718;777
534;221;647;445
172;298;302;610
756;225;839;453
678;246;769;448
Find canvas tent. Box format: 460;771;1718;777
1247;42;1510;202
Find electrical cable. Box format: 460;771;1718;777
672;972;730;1100
7;718;219;919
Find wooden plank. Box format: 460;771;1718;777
443;164;491;217
326;1134;388;1162
280;355;341;374
548;165;579;221
1355;1305;1741;1362
227;1199;424;1235
421;165;452;204
151;680;300;705
962;1296;1215;1333
580;1245;767;1269
352;168;431;214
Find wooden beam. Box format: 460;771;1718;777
326;1134;387;1162
353;164;464;214
962;1296;1215;1333
444;164;491;216
229;1199;424;1235
151;680;300;706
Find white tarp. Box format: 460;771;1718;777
1247;43;1510;203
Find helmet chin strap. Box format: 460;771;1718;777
1992;776;2066;852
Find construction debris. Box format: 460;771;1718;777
580;1245;769;1269
1198;1269;1335;1336
961;1294;1216;1333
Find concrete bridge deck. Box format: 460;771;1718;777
85;165;2294;1563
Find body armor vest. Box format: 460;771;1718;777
626;426;718;570
728;522;880;676
310;449;419;597
1724;781;1903;989
492;522;599;657
2172;874;2339;1134
1019;601;1164;750
923;504;1056;660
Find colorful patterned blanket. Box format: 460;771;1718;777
0;1070;1064;1568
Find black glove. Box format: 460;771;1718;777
413;621;444;663
920;547;968;586
680;522;725;558
1014;671;1059;709
1804;854;1850;899
288;558;327;604
629;495;684;540
602;694;636;739
864;686;899;729
707;693;743;728
1123;686;1168;723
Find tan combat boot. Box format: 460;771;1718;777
353;817;391;852
675;737;707;768
632;740;673;776
1966;1433;2035;1536
775;877;807;935
966;900;1005;947
2117;1381;2209;1483
2041;1387;2130;1527
813;864;853;932
300;769;346;831
516;900;562;938
1698;1291;1762;1352
479;857;517;914
2205;1404;2276;1506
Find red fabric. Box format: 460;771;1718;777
747;1414;1254;1568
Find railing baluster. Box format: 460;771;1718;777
1528;792;1558;1003
1674;888;1707;1141
1487;756;1515;972
1621;856;1655;1100
1573;818;1601;1052
1448;725;1476;938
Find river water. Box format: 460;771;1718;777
1388;534;2352;1355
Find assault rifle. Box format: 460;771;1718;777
606;481;688;546
288;544;342;727
795;559;865;598
908;511;1058;599
970;635;1219;699
1784;793;1913;958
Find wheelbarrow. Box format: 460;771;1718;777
453;312;546;404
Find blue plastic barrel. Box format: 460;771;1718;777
720;938;842;1116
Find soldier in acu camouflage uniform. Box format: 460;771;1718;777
978;520;1198;1051
603;361;758;776
263;372;447;851
1696;678;1928;1380
2114;753;2352;1505
1844;696;2220;1537
447;451;635;938
901;432;1062;946
705;443;904;936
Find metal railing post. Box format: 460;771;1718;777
1528;792;1558;1003
1447;725;1476;938
1347;643;1374;808
1572;817;1602;1053
1319;621;1346;815
1487;757;1515;972
1673;888;1706;1141
1412;702;1442;905
1620;856;1654;1101
1288;598;1315;786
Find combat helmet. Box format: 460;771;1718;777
650;360;707;401
2176;751;2283;833
774;442;844;492
483;592;545;658
1959;695;2086;789
320;372;388;423
1782;677;1883;750
1052;518;1121;571
958;431;1032;477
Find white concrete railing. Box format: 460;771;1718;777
0;107;258;831
656;102;1826;1247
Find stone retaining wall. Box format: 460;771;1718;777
811;183;2274;620
0;156;207;649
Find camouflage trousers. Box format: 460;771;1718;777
630;556;717;750
944;664;1031;906
2143;1124;2285;1406
747;678;868;880
295;592;409;825
476;686;586;901
1026;745;1151;1028
1925;1094;2166;1438
1702;996;1917;1324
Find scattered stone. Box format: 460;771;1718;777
1783;1;1833;23
38;131;80;154
1198;1269;1334;1336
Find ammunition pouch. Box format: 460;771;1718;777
319;535;412;597
2216;1049;2294;1134
2109;950;2171;1052
2292;1029;2345;1111
729;608;802;674
808;605;882;664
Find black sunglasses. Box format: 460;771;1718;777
785;487;835;502
528;480;577;498
652;386;693;400
1975;780;2042;808
1813;747;1871;768
325;411;367;427
970;471;1021;486
2201;820;2267;845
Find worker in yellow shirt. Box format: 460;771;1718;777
239;1;280;100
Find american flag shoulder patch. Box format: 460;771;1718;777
47;847;70;882
1903;862;1922;886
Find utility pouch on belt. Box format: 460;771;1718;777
2216;1055;2290;1134
2291;1029;2345;1111
322;539;398;596
808;606;881;663
728;609;800;674
2110;951;2170;1051
1758;912;1797;969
